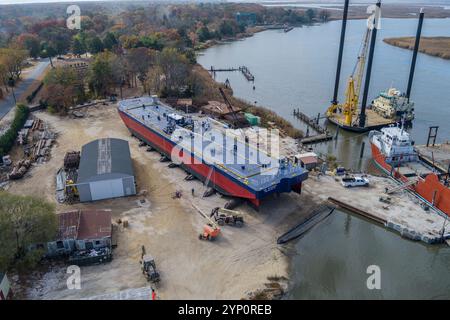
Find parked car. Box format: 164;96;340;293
341;175;369;187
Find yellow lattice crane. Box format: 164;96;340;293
327;27;371;126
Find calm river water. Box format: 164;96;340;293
198;18;450;299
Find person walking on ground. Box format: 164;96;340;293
191;188;195;197
151;288;156;300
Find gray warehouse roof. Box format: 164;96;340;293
77;138;134;183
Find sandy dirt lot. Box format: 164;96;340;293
6;103;317;300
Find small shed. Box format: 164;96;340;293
76;138;136;202
295;152;319;171
46;209;112;257
0;273;12;300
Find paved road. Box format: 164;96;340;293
0;59;50;119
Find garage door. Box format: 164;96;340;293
90;179;124;201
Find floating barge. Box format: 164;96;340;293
327;109;397;133
118;97;308;207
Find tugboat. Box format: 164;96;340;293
369;124;450;216
371;88;414;122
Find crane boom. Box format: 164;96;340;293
352;28;371;114
327;25;371;126
219;87;239;128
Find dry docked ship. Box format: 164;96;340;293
369;125;450;216
118;96;308;207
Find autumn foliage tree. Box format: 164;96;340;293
146;47;192;97
0;48;28;82
42;66;82;114
0;191;57;271
87;51;123;97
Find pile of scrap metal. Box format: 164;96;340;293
0;156;12;187
56;151;81;203
68;247;112;266
8;159;31;180
64;151;80;169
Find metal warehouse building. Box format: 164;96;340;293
76;138;136;202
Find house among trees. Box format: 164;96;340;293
46;209;112;257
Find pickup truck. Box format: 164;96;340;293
341;175;369;188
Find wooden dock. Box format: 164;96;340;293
300;133;333;144
209;67;239;72
293;108;333;144
209;66;255;82
239;66;254;81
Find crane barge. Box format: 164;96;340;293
326;0;420;132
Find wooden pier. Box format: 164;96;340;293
293;108;333;144
239;66;254;81
209;67;239;72
209;66;255;82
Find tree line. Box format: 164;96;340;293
0;3;328;113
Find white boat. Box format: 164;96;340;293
371;88;414;122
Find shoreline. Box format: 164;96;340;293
384;36;450;60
